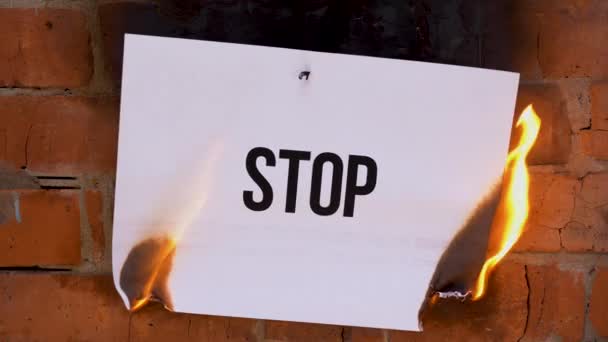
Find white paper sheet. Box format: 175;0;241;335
112;34;519;331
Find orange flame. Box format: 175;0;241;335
124;143;224;311
472;104;541;300
129;237;177;312
131;297;149;312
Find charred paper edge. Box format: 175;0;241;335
119;235;177;311
436;290;471;300
418;179;503;329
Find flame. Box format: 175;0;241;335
125;142;224;311
131;297;149;312
128;237;177;312
472;104;541;300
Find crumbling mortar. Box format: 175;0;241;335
0;266;70;272
101;175;115;273
0;87;79;96
383;329;390;342
569;153;592;179
0;0;87;10
518;78;553;86
75;181;96;273
80;173;115;273
559;78;592;133
255;320;265;342
528;166;569;175
507;252;608;269
589;254;608;266
583;261;600;341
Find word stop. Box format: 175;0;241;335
243;147;377;217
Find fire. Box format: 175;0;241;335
122;142;224;311
125;178;211;312
472;104;541;300
128;236;178;312
131;297;149;312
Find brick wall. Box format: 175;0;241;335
0;0;607;341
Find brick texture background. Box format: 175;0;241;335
0;0;607;341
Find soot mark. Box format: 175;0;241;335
418;179;503;326
119;236;176;311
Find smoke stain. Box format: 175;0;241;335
418;180;503;325
119;236;176;311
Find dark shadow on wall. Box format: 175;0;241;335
99;0;483;85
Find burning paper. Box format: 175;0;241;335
419;105;540;315
472;105;541;300
113;34;520;331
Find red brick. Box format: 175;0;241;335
513;85;571;165
528;174;579;229
0;9;92;87
0;273;129;340
571;187;608;252
85;190;105;263
513;223;561;252
411;262;527;342
580;173;608;207
560;221;593;252
0;273;262;341
0;190;81;266
522;266;585;342
560;79;591;132
265;321;343;342
591;82;608;130
351;327;384;342
567;153;600;179
0;96;118;174
580;130;608;160
589;267;608;337
526;173;555;222
538;1;608;78
131;303;258;342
